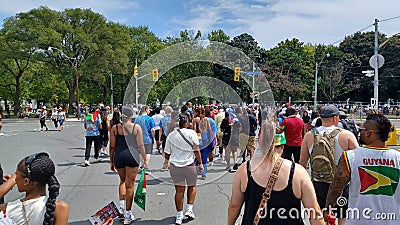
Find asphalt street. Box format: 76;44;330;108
0;119;236;225
1;118;400;224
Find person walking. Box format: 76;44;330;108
159;106;173;170
164;115;203;225
57;107;66;131
215;107;225;159
325;114;400;225
39;106;49;131
0;152;69;225
51;106;59;131
280;107;304;163
134;105;155;173
238;107;257;164
109;107;147;225
83;108;103;166
228;120;324;225
300;105;359;225
152;107;164;153
100;111;110;156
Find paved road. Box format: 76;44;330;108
2;118;400;224
1;120;235;225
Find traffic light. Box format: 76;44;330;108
234;67;240;81
133;65;138;78
152;69;158;82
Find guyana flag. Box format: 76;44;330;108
358;166;399;196
134;169;147;211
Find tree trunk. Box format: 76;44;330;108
68;87;75;115
13;76;21;116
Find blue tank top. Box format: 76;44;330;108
241;161;304;225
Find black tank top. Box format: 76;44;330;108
241;161;304;225
115;124;138;153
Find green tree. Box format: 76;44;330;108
207;29;230;44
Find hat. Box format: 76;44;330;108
274;133;286;146
320;105;340;118
58;107;63;110
42;106;46;109
339;111;348;117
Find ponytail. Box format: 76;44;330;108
43;176;60;225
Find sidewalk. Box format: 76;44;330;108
2;117;83;123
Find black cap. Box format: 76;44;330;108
320;105;340;118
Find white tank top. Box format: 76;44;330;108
308;126;344;165
344;147;400;224
6;196;47;225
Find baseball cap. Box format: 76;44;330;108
339;111;348;117
320;105;340;118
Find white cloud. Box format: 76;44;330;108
175;0;400;49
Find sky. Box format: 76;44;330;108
0;0;399;49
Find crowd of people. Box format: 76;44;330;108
0;102;399;225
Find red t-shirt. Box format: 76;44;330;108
281;116;304;146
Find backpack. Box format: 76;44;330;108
310;128;342;183
340;119;358;139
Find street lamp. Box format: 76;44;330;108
48;46;80;119
314;53;330;111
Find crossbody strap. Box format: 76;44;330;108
253;157;284;225
177;129;193;148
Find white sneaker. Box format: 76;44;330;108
123;214;134;224
185;209;195;219
83;160;90;167
93;158;102;163
175;215;183;225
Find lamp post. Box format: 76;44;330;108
48;47;80;119
314;53;330;111
110;72;114;110
135;73;152;107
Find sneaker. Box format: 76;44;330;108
175;215;183;225
83;160;90;167
200;176;206;180
93;158;102;163
145;171;152;175
232;163;239;171
123;214;134;224
185;209;195;219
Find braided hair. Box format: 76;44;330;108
18;154;60;225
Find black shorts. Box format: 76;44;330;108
155;129;161;141
114;149;139;168
313;180;349;219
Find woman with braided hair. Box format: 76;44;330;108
0;152;69;225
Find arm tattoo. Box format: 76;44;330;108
325;156;350;208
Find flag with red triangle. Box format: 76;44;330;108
358;166;399;196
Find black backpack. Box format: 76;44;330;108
340;119;358;139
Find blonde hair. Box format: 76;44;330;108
255;120;277;161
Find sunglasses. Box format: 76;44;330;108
24;152;49;180
358;127;375;133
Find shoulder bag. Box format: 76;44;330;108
253;157;284;225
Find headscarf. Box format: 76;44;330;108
226;108;238;125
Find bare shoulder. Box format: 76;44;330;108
293;162;309;178
56;200;69;211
